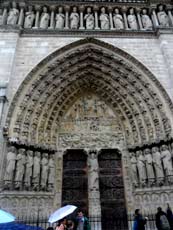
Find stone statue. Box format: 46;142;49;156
24;150;33;189
161;145;173;183
157;5;169;27
152;147;164;185
84;7;94;30
55;7;65;29
127;8;138;30
144;148;155;185
70;6;79;29
7;2;19;25
4;146;16;188
33;151;41;190
48;155;55;191
141;9;153;30
0;9;3;25
113;8;124;30
130;152;138;187
24;6;35;29
40;6;50;29
88;152;99;191
99;7;110;30
137;150;147;186
41;153;49;190
15;148;26;189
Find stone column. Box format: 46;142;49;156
151;8;159;28
33;5;41;29
49;5;56;29
108;6;114;30
122;6;128;30
53;149;64;209
2;3;9;25
94;6;100;30
64;6;70;30
87;150;101;230
167;7;173;27
136;8;143;30
79;6;85;30
18;3;25;27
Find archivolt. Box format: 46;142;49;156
5;38;173;149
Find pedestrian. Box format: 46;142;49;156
66;219;74;230
133;209;147;230
156;207;170;230
75;210;90;230
167;204;173;230
56;219;67;230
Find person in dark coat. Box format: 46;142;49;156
133;209;147;230
167;204;173;230
74;210;90;230
156;207;170;230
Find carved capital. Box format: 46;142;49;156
122;6;128;13
93;5;99;12
49;5;56;12
19;2;25;9
79;6;85;13
64;5;70;12
35;5;41;12
136;7;141;14
107;6;113;13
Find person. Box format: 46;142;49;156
56;219;67;230
156;207;170;230
75;210;90;230
133;209;147;230
47;227;54;230
167;204;173;230
66;220;74;230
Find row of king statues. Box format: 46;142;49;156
130;144;173;188
3;146;55;192
0;2;172;31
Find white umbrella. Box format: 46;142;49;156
0;209;15;223
48;205;77;224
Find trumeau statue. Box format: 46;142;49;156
40;6;50;29
33;151;41;190
99;7;110;30
152;147;164;184
130;152;138;187
113;8;124;29
24;150;34;189
157;5;169;27
7;2;19;25
70;6;79;29
48;155;55;191
141;9;152;30
0;9;3;25
84;7;94;30
127;8;138;30
144;148;155;184
55;7;65;29
137;150;147;186
88;152;99;191
15;148;26;189
41;153;49;190
24;6;35;29
4;146;16;187
161;145;173;181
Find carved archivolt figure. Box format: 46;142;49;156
141;9;153;30
99;7;110;30
70;6;79;29
113;8;124;29
161;145;173;182
152;147;164;184
7;2;19;25
130;152;138;187
144;148;155;184
4;146;17;187
157;5;169;27
33;151;41;190
14;148;26;189
40;6;50;29
84;7;94;30
137;150;147;186
24;150;34;189
127;8;138;30
24;6;35;29
88;152;99;191
48;155;55;191
41;153;49;190
55;7;65;29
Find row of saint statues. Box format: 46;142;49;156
3;146;55;191
0;3;172;30
130;144;173;188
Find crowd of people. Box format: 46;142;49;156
47;210;90;230
134;204;173;230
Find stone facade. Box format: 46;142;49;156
0;0;173;220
